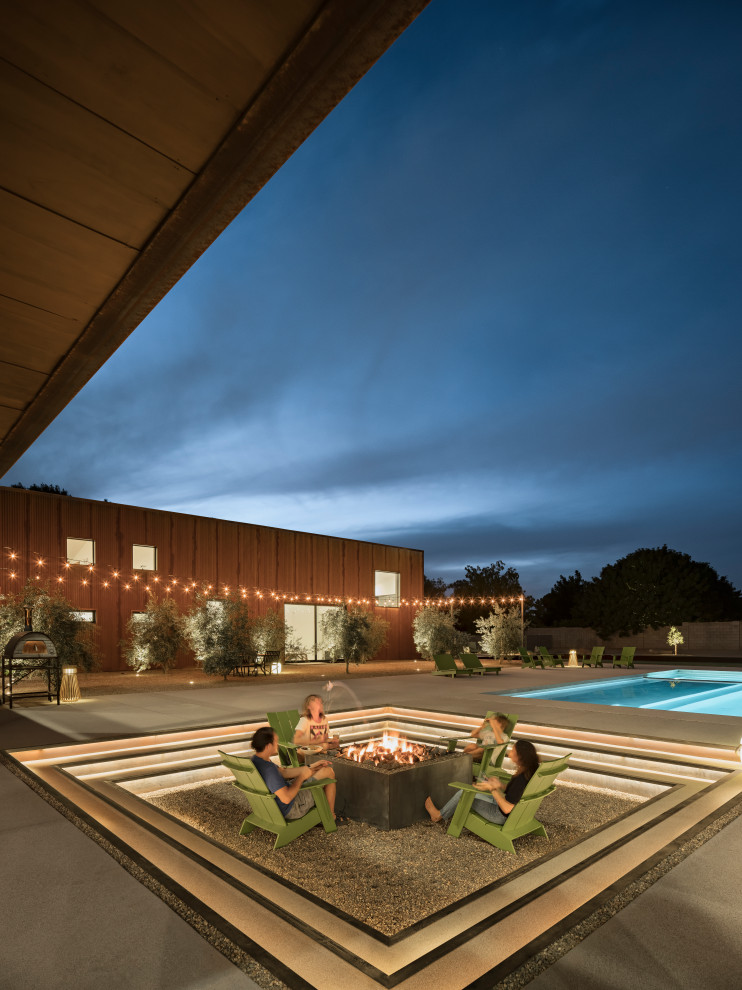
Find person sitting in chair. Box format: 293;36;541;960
425;739;539;825
462;712;510;761
251;726;337;820
293;694;340;753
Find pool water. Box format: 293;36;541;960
502;669;742;716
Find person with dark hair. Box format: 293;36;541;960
251;727;337;821
425;739;539;825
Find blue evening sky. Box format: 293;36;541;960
4;0;742;597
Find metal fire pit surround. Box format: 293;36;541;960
330;751;473;830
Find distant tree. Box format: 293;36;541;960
124;594;185;672
0;580;99;671
412;606;472;660
576;546;742;638
424;575;448;599
667;626;684;656
533;571;587;627
320;604;389;674
475;602;525;657
450;562;526;634
10;482;70;495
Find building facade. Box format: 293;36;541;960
0;487;423;669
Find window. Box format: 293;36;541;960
284;603;342;661
375;570;400;607
71;610;96;623
67;538;95;565
132;544;157;571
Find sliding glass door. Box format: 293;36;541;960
284;603;342;661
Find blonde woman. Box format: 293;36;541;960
293;694;340;752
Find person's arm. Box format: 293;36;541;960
474;776;515;813
490;718;506;744
471;722;484;740
274;763;314;804
293;717;311;745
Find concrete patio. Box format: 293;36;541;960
2;661;741;989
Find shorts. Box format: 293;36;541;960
285;788;316;820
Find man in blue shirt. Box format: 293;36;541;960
251;726;337;820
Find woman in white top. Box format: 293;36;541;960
463;712;510;761
293;694;340;752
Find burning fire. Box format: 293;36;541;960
340;730;431;766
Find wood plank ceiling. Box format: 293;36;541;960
0;0;429;475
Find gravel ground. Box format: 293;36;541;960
146;779;644;936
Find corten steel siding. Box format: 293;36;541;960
0;488;423;670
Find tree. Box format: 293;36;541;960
449;562;526;634
0;580;99;671
412;606;472;660
123;594;185;672
475;603;525;658
183;596;255;678
424;575;448;599
533;571;587;627
576;546;742;638
319;604;389;674
667;626;684;656
10;482;70;495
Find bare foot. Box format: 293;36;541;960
425;796;442;822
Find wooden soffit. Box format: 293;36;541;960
0;0;429;474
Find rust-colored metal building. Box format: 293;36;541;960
0;486;423;669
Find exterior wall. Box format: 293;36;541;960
0;487;423;669
527;622;742;654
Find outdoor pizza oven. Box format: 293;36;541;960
1;607;61;708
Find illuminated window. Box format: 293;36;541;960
374;570;400;607
132;545;157;571
67;538;95;565
71;610;96;623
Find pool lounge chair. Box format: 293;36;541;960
432;654;468;677
458;653;501;676
446;753;571;853
267;708;301;767
581;646;605;667
537;646;566;667
219;750;336;849
518;648;545;669
613;647;636;668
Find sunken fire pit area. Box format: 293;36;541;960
6;704;740;990
328;731;472;829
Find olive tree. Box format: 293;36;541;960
183;596;255;679
0;580;99;671
123;594;185;673
412;606;471;660
475;603;524;658
320;604;389;674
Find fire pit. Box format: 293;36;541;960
329;730;472;830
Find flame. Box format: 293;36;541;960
340;730;430;766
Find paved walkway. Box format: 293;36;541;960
2;664;741;989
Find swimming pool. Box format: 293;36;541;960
502;669;742;717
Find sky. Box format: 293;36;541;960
3;0;742;598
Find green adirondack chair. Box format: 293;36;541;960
537;646;565;667
458;653;501;676
581;646;605;667
472;712;519;778
432;654;468;677
267;709;301;767
219;750;337;849
613;646;636;668
518;647;544;668
446;753;571;853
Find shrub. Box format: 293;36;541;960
320;604;389;673
475;603;524;658
412;606;471;660
0;580;99;671
123;594;185;672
